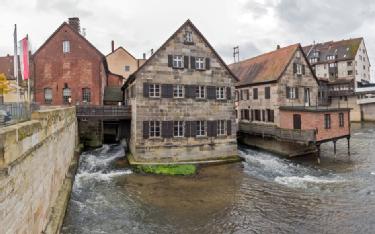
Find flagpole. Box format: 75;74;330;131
14;24;19;140
26;34;30;103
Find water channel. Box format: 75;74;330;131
62;123;375;234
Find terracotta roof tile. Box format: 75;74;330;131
229;44;299;86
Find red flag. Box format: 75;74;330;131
19;37;29;80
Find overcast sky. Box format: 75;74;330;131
1;0;375;79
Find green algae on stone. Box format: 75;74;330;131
136;164;197;175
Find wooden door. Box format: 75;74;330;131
293;114;301;129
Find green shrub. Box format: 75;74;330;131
136;164;196;175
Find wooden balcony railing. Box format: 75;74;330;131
76;105;131;119
239;122;316;143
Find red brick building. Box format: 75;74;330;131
33;18;107;105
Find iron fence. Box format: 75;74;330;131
0;102;39;127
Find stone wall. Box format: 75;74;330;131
0;107;78;234
362;103;375;121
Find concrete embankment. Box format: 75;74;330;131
0;107;78;234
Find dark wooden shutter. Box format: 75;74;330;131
184;56;189;69
295;87;299;99
185;121;191;137
207;86;216;99
227;87;231;100
205;58;210;70
184;85;196;98
293;114;301;130
293;63;297;74
190;121;197;137
227;120;232;136
190;56;196;69
143;83;149;97
265;87;270;99
207;121;217;137
168;55;173;67
143;121;149;139
286;86;290;98
162;121;173;138
302;65;305;75
161;84;173;98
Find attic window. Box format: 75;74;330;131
327;55;335;60
295;51;301;58
63;40;70;53
185;31;193;43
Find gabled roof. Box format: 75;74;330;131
106;46;137;60
122;19;238;89
229;44;306;87
302;38;363;65
33;22;104;58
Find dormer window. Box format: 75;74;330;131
63;40;70;53
295;51;301;58
312;51;319;57
185;31;193;43
327;55;335;60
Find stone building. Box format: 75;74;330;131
230;44;351;157
230;44;320;126
33;17;107;105
106;44;146;82
122;20;238;163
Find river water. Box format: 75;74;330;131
62;123;375;234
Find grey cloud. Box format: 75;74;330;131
35;0;93;17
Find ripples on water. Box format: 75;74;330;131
62;123;375;234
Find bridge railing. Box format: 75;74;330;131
76;105;131;119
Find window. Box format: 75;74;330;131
313;51;319;57
82;88;91;103
327;55;335;60
185;31;193;43
296;64;302;75
253;88;258;99
150;121;161;138
348;70;353;75
149;84;160;98
288;87;298;99
254;110;261;121
63;41;70;53
329;63;337;68
173;85;184;98
124;65;130;71
196;86;205;99
265;87;270;99
324;114;331;129
44;88;52;104
347;61;353;66
262;110;266;121
196;121;206;136
216;87;225;100
63;88;71;104
217;120;226;136
195;57;205;70
363;65;366;70
173;55;183;68
310;58;318;63
267;109;274;122
244;89;249;100
296;51;300;58
339;113;344;127
173;121;184;137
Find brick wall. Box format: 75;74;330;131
33;23;105;105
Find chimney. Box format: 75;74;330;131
276;45;281;50
143;53;146;59
111;40;115;52
68;17;80;32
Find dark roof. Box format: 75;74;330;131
103;87;123;102
280;106;351;112
33;21;104;58
303;38;363;65
229;44;316;87
122;19;238;90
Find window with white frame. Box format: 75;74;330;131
173;55;183;68
217;120;226;136
296;64;302;75
173;85;184;98
195;57;205;70
63;88;71;104
150;121;161;138
82;88;91;103
296;51;301;58
289;87;297;99
44;88;52;104
216;87;225;100
327;55;335;60
329;63;337;68
196;86;205;99
173;121;184;137
185;31;193;43
310;58;318;63
196;121;206;136
149;84;160;97
63;41;70;53
313;51;319;57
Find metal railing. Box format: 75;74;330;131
76;105;131;119
0;102;39;127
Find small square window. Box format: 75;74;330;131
124;66;130;71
